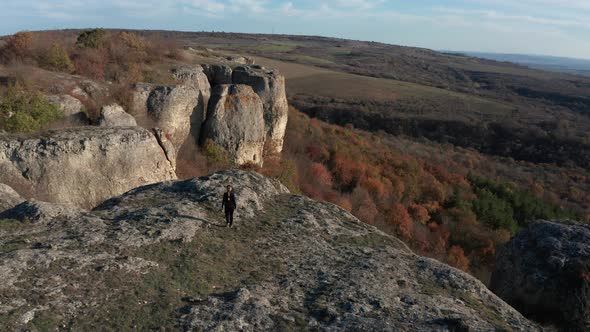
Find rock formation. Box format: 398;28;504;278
131;66;211;150
0;127;176;209
202;64;233;85
491;220;590;331
130;63;288;164
232;66;289;154
202;85;266;166
130;83;154;115
97;104;137;127
145;85;203;149
0;183;24;212
226;55;255;65
0;170;539;331
46;94;83;117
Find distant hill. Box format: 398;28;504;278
453;52;590;76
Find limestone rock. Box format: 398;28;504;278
46;94;83;117
153;127;177;170
202;85;266;166
70;80;108;102
70;86;89;100
491;220;590;331
0;183;24;212
132;69;210;150
232;66;289;154
171;66;212;145
97;104;137;127
226;55;255;65
46;94;88;125
130;83;154;115
202;64;233;85
172;65;211;91
145;85;202;149
0;200;85;224
0;127;176;209
0;170;539;331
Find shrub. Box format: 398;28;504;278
118;31;146;50
0;31;34;63
276;159;299;193
202;139;230;165
0;85;62;133
308;162;333;188
73;48;108;80
306;144;329;162
76;29;106;49
40;43;74;73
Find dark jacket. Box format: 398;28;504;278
222;192;237;211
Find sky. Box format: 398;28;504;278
1;0;590;59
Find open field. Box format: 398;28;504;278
254;56;513;121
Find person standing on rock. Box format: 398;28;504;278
221;184;237;228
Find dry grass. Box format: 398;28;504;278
254;55;511;118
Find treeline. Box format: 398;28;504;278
0;29;180;82
291;96;590;170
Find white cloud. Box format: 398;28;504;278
227;0;268;14
281;2;302;16
433;7;590;30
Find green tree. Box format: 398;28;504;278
202;139;230;165
467;174;581;233
471;188;518;233
76;29;106;49
0;85;62;133
40;43;74;73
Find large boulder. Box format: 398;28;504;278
46;94;88;125
172;65;212;95
490;220;590;331
130;83;154;115
202;64;233;85
145;85;202;149
232;66;288;154
131;67;211;150
97;104;137;127
0;183;24;212
46;94;83;117
202;85;266;166
0;127;176;209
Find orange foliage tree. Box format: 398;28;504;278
386;203;413;241
408;203;430;224
447;245;470;271
351;187;379;224
0;31;33;63
308;162;333;188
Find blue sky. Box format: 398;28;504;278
1;0;590;59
